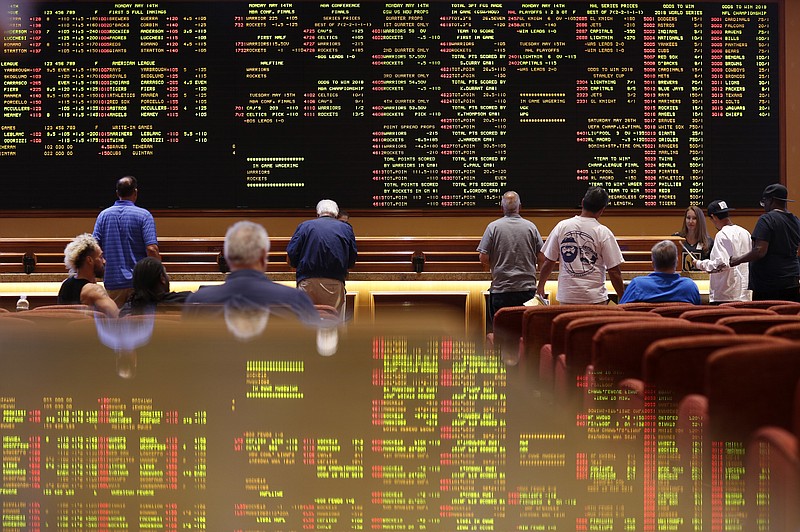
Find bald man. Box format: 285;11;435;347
478;191;543;332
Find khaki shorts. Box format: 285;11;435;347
298;278;345;316
107;288;133;308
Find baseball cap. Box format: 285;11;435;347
762;183;794;202
707;200;734;217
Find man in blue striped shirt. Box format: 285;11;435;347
93;176;160;307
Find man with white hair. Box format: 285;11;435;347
619;240;701;304
286;199;357;315
185;221;319;322
57;233;120;317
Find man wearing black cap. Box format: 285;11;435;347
730;184;800;302
691;200;752;302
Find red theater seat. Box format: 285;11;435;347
715;314;800;335
720;300;800;310
679;306;775;323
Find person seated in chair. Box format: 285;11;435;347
184;221;319;324
119;257;191;317
57;233;120;317
619;240;701;304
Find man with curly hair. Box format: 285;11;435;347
57;233;120;317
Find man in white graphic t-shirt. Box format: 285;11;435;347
536;187;625;304
692;200;752;303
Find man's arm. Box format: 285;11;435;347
347;230;358;269
80;284;120;318
479;252;491;272
285;227;304;268
146;244;161;260
141;212;159;260
730;239;768;267
92;217;103;247
694;233;728;273
536;258;556;298
607;265;625;301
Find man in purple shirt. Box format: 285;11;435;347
93;176;160;306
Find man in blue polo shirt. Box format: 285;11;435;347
286;199;357;316
620;240;701;304
93;176;160;307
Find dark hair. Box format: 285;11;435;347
116;176;138;198
74;244;96;270
582;187;609;213
127;257;168;311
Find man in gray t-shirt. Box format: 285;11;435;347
478;191;543;332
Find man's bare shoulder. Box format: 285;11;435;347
80;283;119;317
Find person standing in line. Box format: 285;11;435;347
286;199;357;316
536;186;625;304
477;191;543;332
731;184;800;302
93;176;160;307
57;233;120;317
691;200;752;303
619;240;701;304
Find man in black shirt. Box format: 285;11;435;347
57;234;120;317
730;184;800;301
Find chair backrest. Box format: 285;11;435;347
16;309;103;320
706;343;800;440
794;381;800;437
550;310;652;360
492;305;527;335
30;304;91;312
647;303;710;318
618;302;693;312
0;316;38;329
642;335;791;402
679;307;775;323
560;313;663;375
768;304;800;315
744;381;800;532
715;314;800;335
720;300;800;310
591;320;733;385
522;305;621;361
489;306;528;359
766;322;800;341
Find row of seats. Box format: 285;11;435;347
488;300;800;530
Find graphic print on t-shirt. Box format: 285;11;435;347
559;231;598;277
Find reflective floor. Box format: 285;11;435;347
0;312;792;530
